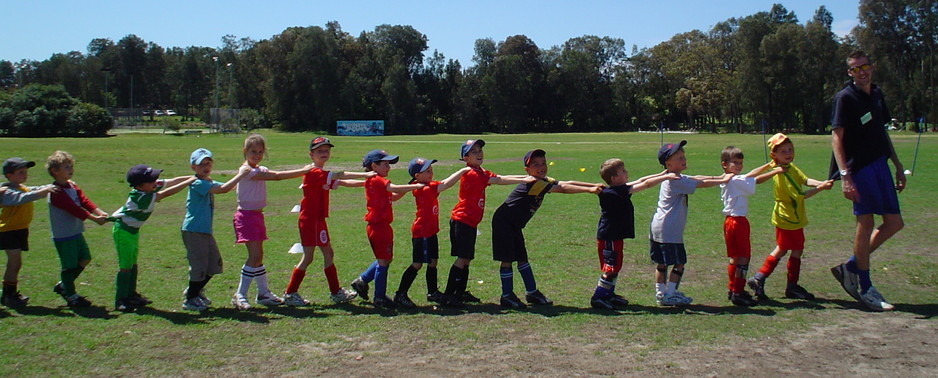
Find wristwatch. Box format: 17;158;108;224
839;169;849;177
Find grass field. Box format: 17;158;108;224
1;130;936;375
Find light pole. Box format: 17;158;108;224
226;63;234;108
213;56;219;127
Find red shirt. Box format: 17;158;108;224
451;166;495;228
411;181;441;238
299;168;334;221
364;175;392;224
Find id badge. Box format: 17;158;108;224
860;112;872;125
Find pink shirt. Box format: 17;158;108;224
237;165;268;210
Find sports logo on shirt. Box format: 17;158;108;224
432;205;439;215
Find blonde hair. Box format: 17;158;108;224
243;134;267;157
46;150;74;175
599;158;624;185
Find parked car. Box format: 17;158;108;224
141;110;151;116
154;110;165;116
165;109;177;116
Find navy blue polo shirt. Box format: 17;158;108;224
831;82;892;172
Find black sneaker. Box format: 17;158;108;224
373;295;396;309
461;291;481;303
127;292;152;306
393;292;416;308
729;291;759;307
785;284;816;300
53;282;66;298
1;292;29;308
66;294;92;308
115;299;136;313
426;291;445;303
746;277;767;299
350;277;369;301
500;293;526;309
608;294;630;307
590;296;615;310
525;290;553;306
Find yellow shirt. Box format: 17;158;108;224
770;163;808;230
0;184;39;232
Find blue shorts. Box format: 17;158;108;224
852;157;901;215
649;240;687;265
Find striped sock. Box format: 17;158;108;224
499;267;514;296
237;265;257;296
254;265;271;295
518;262;537;293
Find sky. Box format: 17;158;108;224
2;1;860;66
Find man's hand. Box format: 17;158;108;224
895;170;906;192
841;175;859;202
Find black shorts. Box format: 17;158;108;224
412;235;439;264
0;229;29;251
449;219;477;260
492;217;527;262
649;240;686;265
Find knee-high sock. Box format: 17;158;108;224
499;267;514;296
444;265;461;296
285;267;305;294
755;255;780;280
518;262;537;293
397;265;419;294
786;257;801;284
61;266;85;297
359;261;379;283
115;271;132;301
254;265;271;295
130;265;139;294
237;265;257;296
426;266;438;294
324;264;340;295
374;265;388;299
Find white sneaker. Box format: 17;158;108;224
655;291;665;305
182;297;208;311
658;292;692;306
283;292;311;307
256;292;284;306
860;287;895;312
231;293;251;310
183;288;212;306
673;291;693;304
330;288;358;304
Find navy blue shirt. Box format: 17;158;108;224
492;177;557;228
597;184;634;240
831;82;892;172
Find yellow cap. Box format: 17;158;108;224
766;133;790;151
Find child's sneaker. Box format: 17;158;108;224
350;277;369;301
183;288;212;306
329;288;358;304
590;296;616;310
784;284;816;300
729;291;759;307
1;292;29;308
658;292;692;306
393;292;416;308
284;292;311;306
256;292;284;306
115;299;136;313
373;295;396;309
525;290;553;306
859;287;895;312
831;263;861;301
426;291;445;303
128;292;152;306
182;297;208;311
231;293;251;310
500;293;526;309
53;282;66;298
461;291;481;303
608;294;630;307
746;277;767;299
66;294;92;308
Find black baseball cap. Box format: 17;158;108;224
2;157;36;175
362;149;400;169
523;149;546;167
657;140;687;166
459;139;485;159
126;164;162;187
407;157;437;183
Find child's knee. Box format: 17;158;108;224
410;263;423;270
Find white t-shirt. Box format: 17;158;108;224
720;175;756;217
649;175;697;243
236;166;267;211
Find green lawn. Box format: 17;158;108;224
1;130;936;375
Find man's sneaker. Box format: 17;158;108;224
284;292;311;306
658;292;692;306
525;290;553;306
461;291;481;303
1;292;29;308
831;264;861;301
231;293;251;310
182;297;208;311
373;295;396;309
747;277;767;299
729;291;759;307
394;292;416;308
330;288;358;304
859;287;895;311
427;291;445;303
127;292;152;306
66;294;92;308
350;277;369;301
53;282;66;298
115;299;136;313
608;294;630;307
256;292;284;306
500;293;527;309
590;296;616;310
785;284;816;300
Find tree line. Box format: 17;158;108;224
1;2;935;136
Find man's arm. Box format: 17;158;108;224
883;131;906;192
831;128;859;201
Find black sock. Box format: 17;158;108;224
426;266;438;294
444;265;461;296
187;280;207;300
458;266;470;295
397;266;419;294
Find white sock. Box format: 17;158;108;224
237;265;255;296
655;283;666;295
666;282;677;295
254;265;270;296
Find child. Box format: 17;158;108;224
350;150;424;309
181;148;251;311
46;151;109;308
591;158;676;310
651;141;730;306
439;139;529;307
392;158;469;308
0;157;58;308
230;135;314;310
111;164;194;312
718;146;783;307
747;134;833;300
282;137;372;306
493;149;602;308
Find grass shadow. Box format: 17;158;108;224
5;304;116;319
894;303;938;319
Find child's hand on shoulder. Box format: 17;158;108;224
41;185;61;195
238;163;252;175
589;184;603;194
665;172;681;180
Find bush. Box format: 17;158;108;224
67;103;113;136
161;117;181;133
0;84;111;137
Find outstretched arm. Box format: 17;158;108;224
387;183;424;194
691;173;733;188
551;181;603;194
251;163;313;181
162;175;193;188
156;176;197;201
209;164;252;194
336;179;365;188
629;172;679;193
438;167;472;193
334;171;376;180
750;163;785;184
489;174;531;185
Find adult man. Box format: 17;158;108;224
829;50;906;311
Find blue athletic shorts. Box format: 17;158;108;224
649;240;687;265
852;157;901;215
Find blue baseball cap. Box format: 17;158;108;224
523;149;546;167
657;140;687;166
362;149;399;169
2;157;36;175
126;164;162;186
190;148;213;165
460;139;485;159
407;157;437;183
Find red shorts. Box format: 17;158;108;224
367;223;393;260
299;217;330;247
597;239;623;275
723;216;751;258
775;227;805;251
